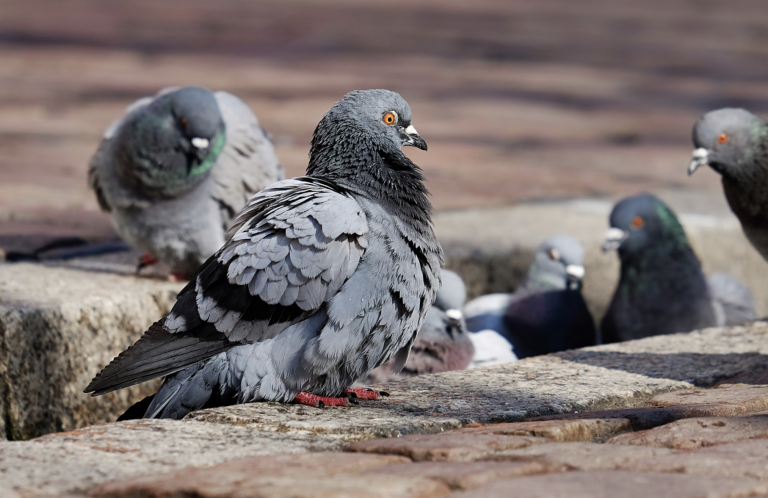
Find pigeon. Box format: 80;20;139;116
85;89;442;419
88;86;285;277
364;269;474;383
600;194;755;344
464;235;596;359
688;108;768;262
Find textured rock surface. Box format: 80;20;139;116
606;414;768;449
0;419;343;497
451;470;768;498
1;323;768;497
0;263;182;439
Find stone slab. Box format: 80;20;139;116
0;263;183;440
456;418;632;442
346;433;545;462
624;439;768;480
485;441;676;470
90;453;451;498
607;414;768;449
187;324;768;439
452;470;768;498
0;419;346;498
360;461;552;492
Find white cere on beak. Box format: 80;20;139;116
445;309;463;320
688;147;709;176
565;265;586;280
191;137;210;149
602;228;627;252
405;125;419;136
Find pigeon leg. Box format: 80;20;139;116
344;387;389;400
294;392;357;408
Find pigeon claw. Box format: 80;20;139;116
137;253;159;272
294;392;355;408
344;387;389;400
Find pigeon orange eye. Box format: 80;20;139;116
718;133;729;144
179;117;188;128
382;111;398;126
548;248;560;261
631;216;644;229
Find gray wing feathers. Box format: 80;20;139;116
186;180;368;343
212;91;285;227
707;273;756;326
84;321;232;396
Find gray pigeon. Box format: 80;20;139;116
85;89;442;418
688;108;768;262
464;235;596;359
89;86;284;277
601;194;756;344
365;269;474;383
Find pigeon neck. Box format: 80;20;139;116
618;244;708;299
307;135;434;227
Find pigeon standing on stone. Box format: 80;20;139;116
365;269;474;382
464;235;596;360
85;89;442;419
89;86;284;277
688;108;768;262
601;194;755;344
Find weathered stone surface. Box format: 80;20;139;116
0;263;182;440
607;415;768;449
456;418;632;442
624;439;768;479
0;419;342;497
486;441;676;470
347;433;545;462
360;461;552;491
90;453;450;498
188;324;768;438
650;385;768;415
452;470;768;498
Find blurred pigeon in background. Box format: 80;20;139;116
689;108;768;262
601;194;755;344
365;269;474;382
464;235;596;360
85;89;441;418
89;86;284;277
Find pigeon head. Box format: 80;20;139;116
526;235;586;292
307;90;427;175
602;194;689;262
114;86;226;198
689;108;768;180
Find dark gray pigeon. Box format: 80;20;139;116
365;269;474;383
688;108;768;262
464;235;596;359
85;89;442;418
601;194;755;344
89;86;284;277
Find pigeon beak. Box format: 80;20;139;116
602;228;627;252
565;264;585;281
445;308;465;337
191;137;210;149
688;147;710;176
403;124;428;151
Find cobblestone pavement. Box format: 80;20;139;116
3;0;768;243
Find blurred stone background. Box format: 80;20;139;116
2;0;768;302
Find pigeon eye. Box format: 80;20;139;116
631;216;644;230
718;133;729;144
548;248;560;261
179;117;188;129
382;111;398;126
